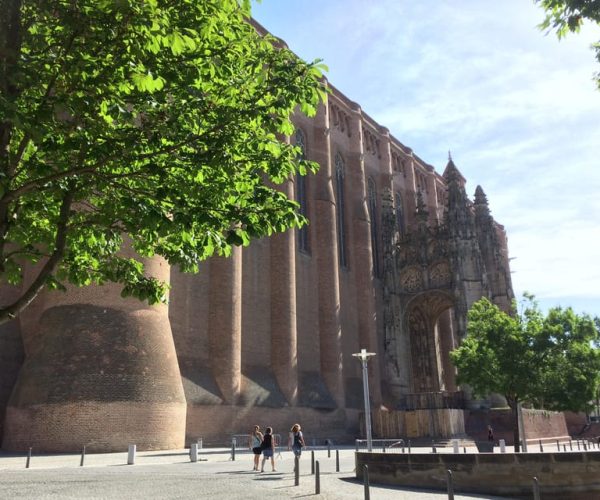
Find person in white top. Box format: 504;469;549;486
249;425;264;471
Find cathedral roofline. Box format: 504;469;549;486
252;17;446;183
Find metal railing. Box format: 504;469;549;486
356;438;408;453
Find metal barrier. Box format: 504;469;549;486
356;438;408;452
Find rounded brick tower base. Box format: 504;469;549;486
2;303;186;453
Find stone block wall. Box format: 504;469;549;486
356;451;600;499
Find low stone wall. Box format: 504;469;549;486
467;408;568;445
524;409;569;441
356;451;600;499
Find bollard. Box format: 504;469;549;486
80;445;86;467
577;440;581;451
327;441;331;458
447;469;454;500
432;440;437;454
499;439;506;453
569;439;573;451
532;476;541;500
402;442;405;454
127;444;136;465
539;439;543;452
231;439;236;461
408;440;411;454
336;449;340;472
556;439;560;451
198;438;203;450
363;464;370;500
190;443;198;463
26;447;32;469
294;456;300;486
452;440;459;454
315;460;321;494
311;450;315;475
355;439;359;452
463;447;466;454
584;442;588;451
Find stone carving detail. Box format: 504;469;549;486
400;267;423;293
380;157;514;409
409;307;437;393
381;189;401;378
429;261;451;288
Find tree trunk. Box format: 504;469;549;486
509;398;520;452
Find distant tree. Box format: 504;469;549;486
450;295;600;452
536;0;600;88
0;0;327;324
533;306;600;412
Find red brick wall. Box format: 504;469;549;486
185;405;357;446
3;402;185;452
466;408;568;445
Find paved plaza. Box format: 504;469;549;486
0;446;509;499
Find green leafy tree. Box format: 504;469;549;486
0;0;327;324
451;295;600;451
536;0;600;88
533;307;600;412
450;296;542;451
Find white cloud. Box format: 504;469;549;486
253;0;600;316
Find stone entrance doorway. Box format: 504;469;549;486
406;290;457;396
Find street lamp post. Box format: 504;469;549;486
353;348;376;452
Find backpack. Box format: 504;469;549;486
293;431;303;448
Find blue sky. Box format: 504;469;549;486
253;0;600;318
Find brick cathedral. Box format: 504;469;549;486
0;23;513;452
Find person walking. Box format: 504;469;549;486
289;423;306;457
249;425;264;471
260;427;276;472
487;425;494;442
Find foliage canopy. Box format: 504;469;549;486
451;295;600;450
452;295;600;412
0;0;327;323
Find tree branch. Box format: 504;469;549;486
0;188;74;325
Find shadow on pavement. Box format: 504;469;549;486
338;477;510;499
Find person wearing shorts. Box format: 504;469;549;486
260;427;276;472
249;425;263;471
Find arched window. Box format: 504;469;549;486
295;129;309;253
334;153;347;268
367;177;380;277
395;192;405;236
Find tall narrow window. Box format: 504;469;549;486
395;192;405;236
334;153;347;268
367;178;380;277
295;129;309;253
